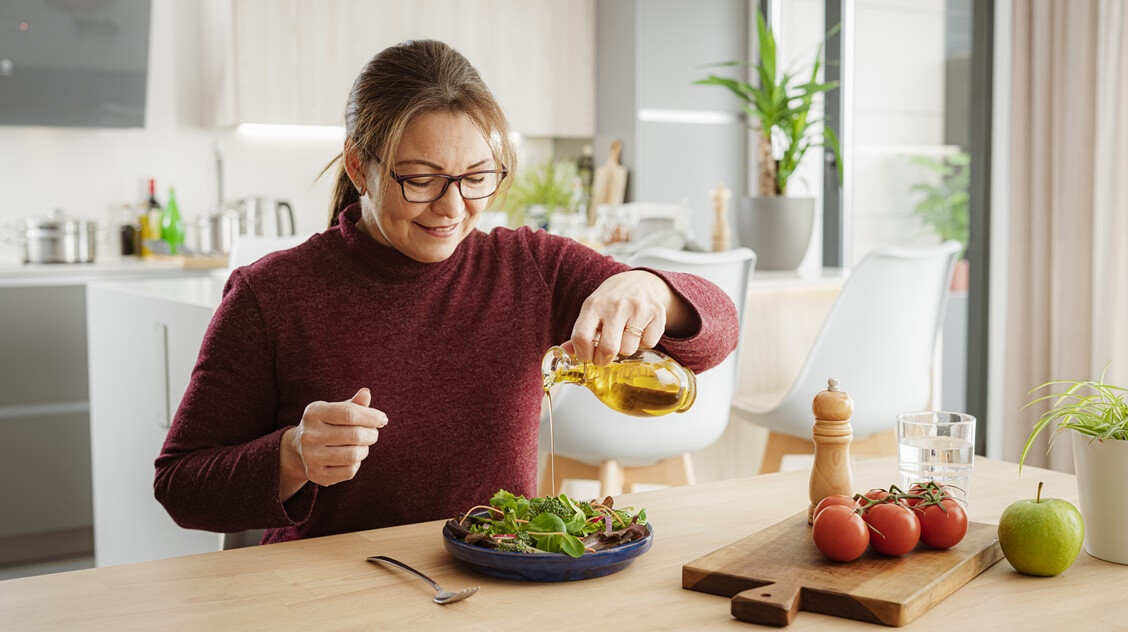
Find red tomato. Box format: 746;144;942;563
812;505;869;562
916;498;968;549
902;483;929;508
864;503;920;556
814;494;859;518
904;481;950;507
862;488;894;507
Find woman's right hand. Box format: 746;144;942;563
279;388;388;501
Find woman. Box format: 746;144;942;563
154;40;738;544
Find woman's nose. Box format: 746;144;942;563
431;180;466;217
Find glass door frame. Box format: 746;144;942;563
766;0;995;454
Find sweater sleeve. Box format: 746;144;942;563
518;229;740;375
636;266;740;374
153;269;316;533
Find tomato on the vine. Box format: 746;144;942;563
916;497;968;549
812;505;869;562
814;494;859;518
863;502;920;556
862;488;895;505
904;481;953;508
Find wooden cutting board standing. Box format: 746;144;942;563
683;511;1004;627
590;140;628;219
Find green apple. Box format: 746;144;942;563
998;481;1084;576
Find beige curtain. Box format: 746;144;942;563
1005;0;1128;471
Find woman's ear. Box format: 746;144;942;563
343;138;367;194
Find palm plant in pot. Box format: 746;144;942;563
695;8;841;269
1020;365;1128;564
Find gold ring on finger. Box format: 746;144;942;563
624;325;644;337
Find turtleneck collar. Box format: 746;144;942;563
335;203;468;283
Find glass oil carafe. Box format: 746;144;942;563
541;346;696;417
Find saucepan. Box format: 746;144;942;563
1;209;99;263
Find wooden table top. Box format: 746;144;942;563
2;457;1125;630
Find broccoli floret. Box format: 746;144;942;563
528;496;573;521
495;539;537;553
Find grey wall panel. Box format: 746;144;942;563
638;0;749;111
636;120;748;246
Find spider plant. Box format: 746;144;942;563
1019;363;1128;472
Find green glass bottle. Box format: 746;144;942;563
161;187;185;254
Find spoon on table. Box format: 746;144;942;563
366;555;479;605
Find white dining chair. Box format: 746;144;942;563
539;246;756;497
227;234;310;269
730;241;962;473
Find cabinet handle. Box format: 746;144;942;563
154;322;171;428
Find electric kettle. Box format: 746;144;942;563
240;197;296;237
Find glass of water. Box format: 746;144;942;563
897;411;976;502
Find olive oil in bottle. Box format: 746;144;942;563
541;346;696;417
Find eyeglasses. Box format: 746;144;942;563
389;169;508;203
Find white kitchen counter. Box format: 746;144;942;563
0;258;217;288
88;273;228;310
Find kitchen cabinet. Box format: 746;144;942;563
87;277;226;566
0;264;215;566
201;0;595;138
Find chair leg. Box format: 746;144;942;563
598;460;626;497
540;453;698;499
539;454;596;497
851;429;898;456
758;429;900;475
621;453;696;491
760;432;816;474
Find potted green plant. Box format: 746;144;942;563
1020;366;1128;565
695;7;841;269
909;151;970;290
502;160;578;230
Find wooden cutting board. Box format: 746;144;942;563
591;139;628;211
683;511;1003;627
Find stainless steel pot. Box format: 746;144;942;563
20;209;98;263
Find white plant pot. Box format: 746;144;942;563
1071;430;1128;564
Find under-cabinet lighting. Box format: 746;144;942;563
637;108;739;125
236;123;345;140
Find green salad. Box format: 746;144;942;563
444;489;649;558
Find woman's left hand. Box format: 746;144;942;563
570;270;693;366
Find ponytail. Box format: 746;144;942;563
322;153;360;227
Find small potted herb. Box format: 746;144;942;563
1020;365;1128;565
909;151;970;290
502;160;578;229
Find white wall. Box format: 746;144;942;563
0;0;560;266
848;0;952;265
0;1;338;265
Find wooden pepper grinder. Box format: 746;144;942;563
808;377;855;524
710;182;731;252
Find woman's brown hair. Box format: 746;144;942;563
324;39;516;227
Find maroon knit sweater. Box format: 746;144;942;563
154;204;738;543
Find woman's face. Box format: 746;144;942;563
357;111;496;263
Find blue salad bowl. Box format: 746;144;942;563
441;521;654;582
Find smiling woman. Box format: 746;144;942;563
347;111;503;263
152;39;739;546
